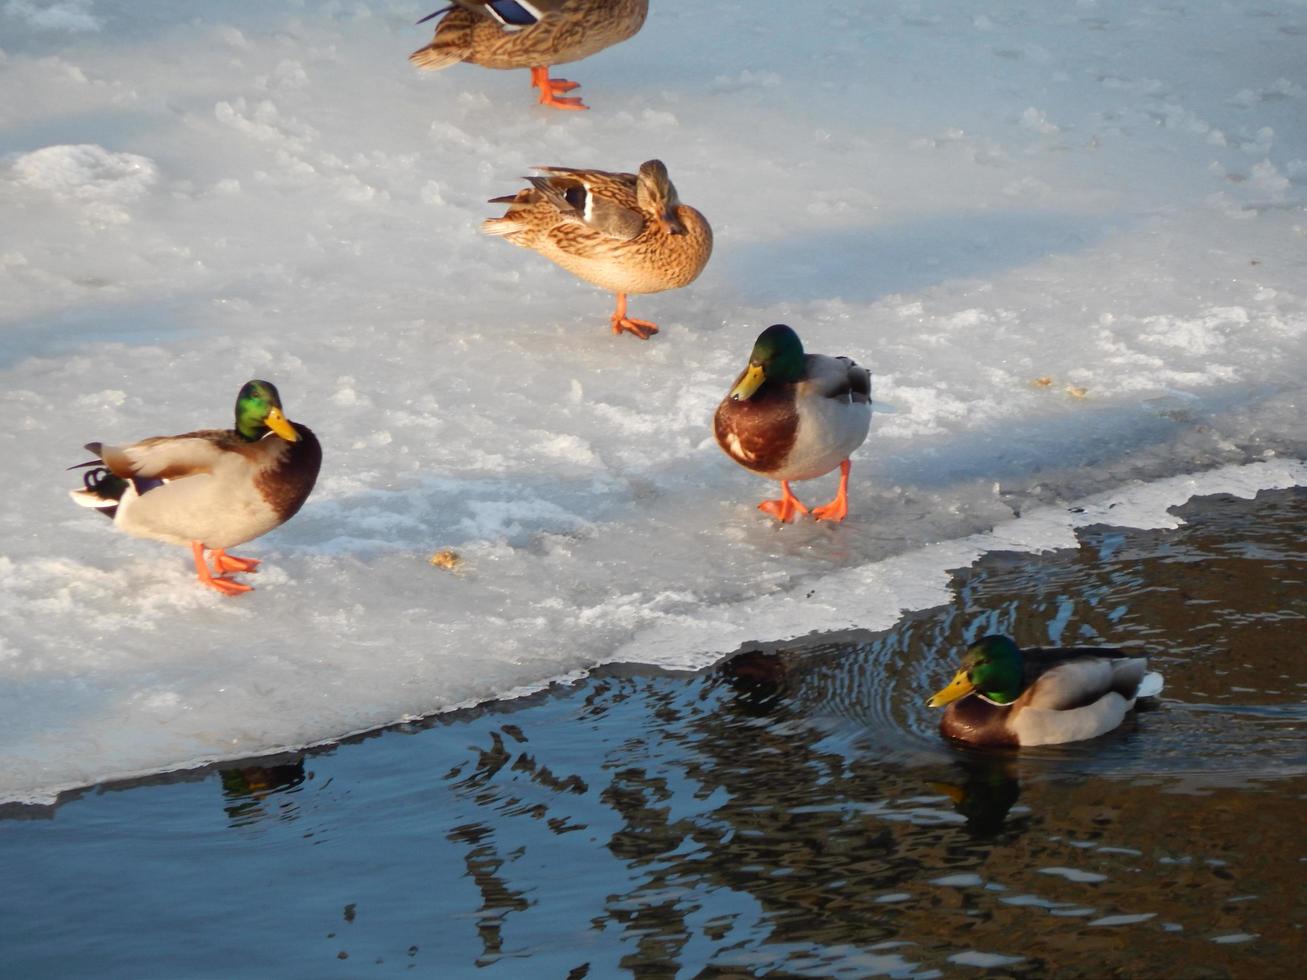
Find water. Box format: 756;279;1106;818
3;487;1305;977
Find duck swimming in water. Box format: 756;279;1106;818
928;635;1164;747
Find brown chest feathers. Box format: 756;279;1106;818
940;697;1019;748
254;423;322;521
713;380;798;475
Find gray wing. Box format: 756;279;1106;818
1022;656;1148;711
804;354;872;404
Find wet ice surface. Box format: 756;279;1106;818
3;487;1303;977
2;1;1307;802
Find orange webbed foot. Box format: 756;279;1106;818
211;549;260;574
204;576;254;596
757;482;809;523
538;91;587;110
810;460;853;522
191;541;255;596
810;498;849;522
610;315;660;340
530;67;588;110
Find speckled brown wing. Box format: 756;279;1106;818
537;202;711;291
484;167;712;295
713;380;800;476
528;168;646;241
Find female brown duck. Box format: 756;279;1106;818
410;0;648;110
484;159;712;339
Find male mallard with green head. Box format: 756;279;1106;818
484;159;712;339
69;380;322;595
928;635;1165;747
409;0;648;110
714;324;872;522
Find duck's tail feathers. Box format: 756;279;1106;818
481;216;524;237
409;42;465;71
67;443;105;469
416;6;453;27
1136;671;1164;699
69;465;129;520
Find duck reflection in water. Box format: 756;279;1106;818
931;754;1023;839
717;648;795;717
219;757;307;827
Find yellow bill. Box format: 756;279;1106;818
730;363;767;401
927;669;974;708
265;407;299;442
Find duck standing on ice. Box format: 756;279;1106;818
484;159;712;339
69;380;321;595
715;324;872;522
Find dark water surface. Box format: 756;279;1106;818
4;488;1305;978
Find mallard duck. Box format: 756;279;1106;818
714;324;871;522
484;159;712;339
69;380;322;596
928;635;1165;747
409;0;648;110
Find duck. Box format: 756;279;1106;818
714;324;871;522
409;0;648;110
69;380;322;596
483;159;712;339
927;634;1165;747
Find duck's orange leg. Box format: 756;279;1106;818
811;460;852;522
610;293;659;340
758;481;810;523
191;541;252;595
210;548;261;574
530;66;587;110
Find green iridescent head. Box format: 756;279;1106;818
729;324;806;401
928;635;1025;707
234;380;298;443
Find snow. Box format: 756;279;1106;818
2;1;1306;804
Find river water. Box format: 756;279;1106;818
3;487;1304;977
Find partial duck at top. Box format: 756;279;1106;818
409;0;648;110
484;159;712;340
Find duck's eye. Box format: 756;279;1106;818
564;185;586;212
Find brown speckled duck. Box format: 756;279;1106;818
484;159;713;339
715;325;871;522
69;380;321;595
928;635;1165;747
409;0;648;110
